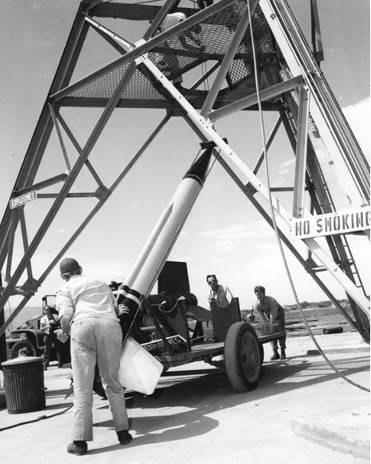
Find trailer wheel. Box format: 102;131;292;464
224;322;262;392
259;343;264;365
10;339;37;359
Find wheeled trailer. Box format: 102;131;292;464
136;295;286;393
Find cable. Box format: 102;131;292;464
246;1;369;394
0;403;73;432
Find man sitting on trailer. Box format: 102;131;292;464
207;274;233;309
253;285;286;360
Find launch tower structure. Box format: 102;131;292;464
0;0;369;361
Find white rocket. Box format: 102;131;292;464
117;143;214;337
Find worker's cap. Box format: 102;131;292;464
59;257;81;275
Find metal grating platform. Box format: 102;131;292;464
66;63;168;101
59;1;279;108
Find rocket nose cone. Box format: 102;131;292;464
184;143;214;185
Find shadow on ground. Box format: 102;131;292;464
89;354;369;453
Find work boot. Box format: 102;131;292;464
67;441;87;455
270;350;280;360
117;430;133;445
280;348;286;360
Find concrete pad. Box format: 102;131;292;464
284;331;369;356
281;332;370;460
291;407;370;460
0;330;369;464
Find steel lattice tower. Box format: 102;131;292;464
0;0;369;361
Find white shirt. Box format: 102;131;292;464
40;313;59;334
208;284;233;308
56;275;118;323
40;315;50;334
254;295;280;320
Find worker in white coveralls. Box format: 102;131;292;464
56;257;131;456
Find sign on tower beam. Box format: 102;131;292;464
291;207;371;239
9;191;38;210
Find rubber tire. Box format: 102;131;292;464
10;339;37;358
259;343;264;365
224;322;262;392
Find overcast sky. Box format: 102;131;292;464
0;0;369;317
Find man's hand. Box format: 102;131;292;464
60;314;72;335
118;304;130;317
209;298;217;309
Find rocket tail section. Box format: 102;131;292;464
184;142;215;185
117;286;143;340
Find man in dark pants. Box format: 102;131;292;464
40;307;63;369
253;285;286;360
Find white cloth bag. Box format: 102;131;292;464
118;336;163;395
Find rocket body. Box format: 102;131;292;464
117;145;213;337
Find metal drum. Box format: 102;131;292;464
1;356;45;414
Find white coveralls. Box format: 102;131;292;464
56;275;128;441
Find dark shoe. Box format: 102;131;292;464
117;430;133;445
270;350;280;361
280;349;286;360
67;441;87;455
